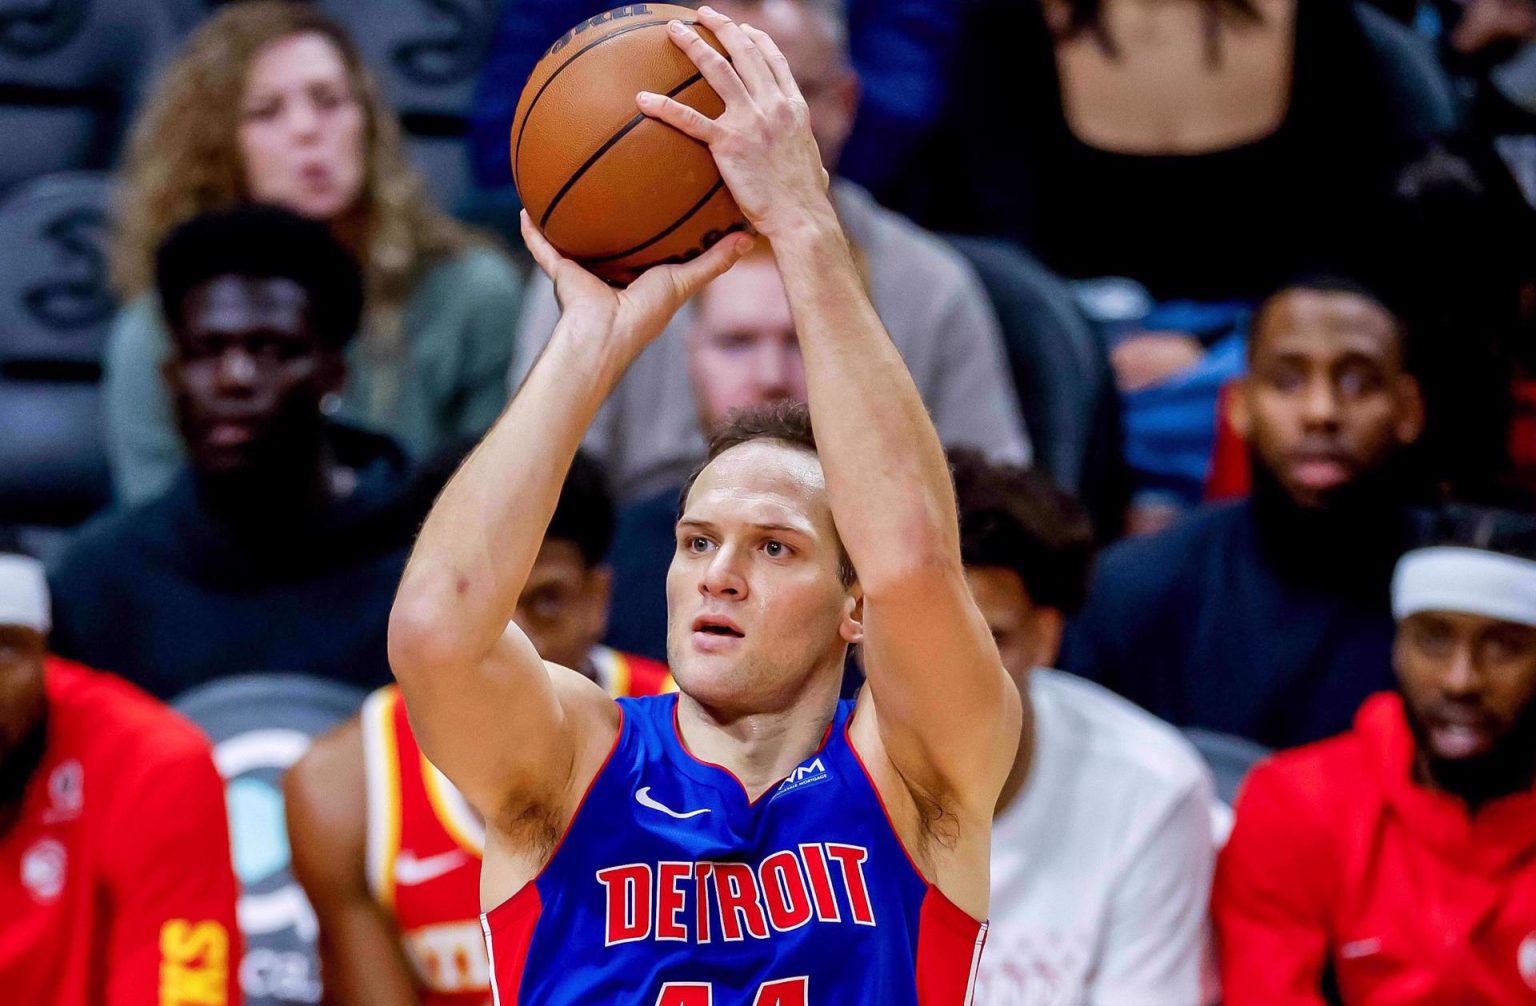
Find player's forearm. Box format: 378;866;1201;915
772;214;962;588
391;317;635;670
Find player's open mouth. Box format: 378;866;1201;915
691;615;744;638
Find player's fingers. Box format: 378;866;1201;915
647;232;756;303
740;23;802;101
519;210;568;279
637;90;723;144
695;7;778;101
665;19;750;107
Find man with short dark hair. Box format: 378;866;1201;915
390;11;1018;998
0;532;241;1006
1063;277;1428;747
948;450;1218;1006
48;205;419;699
1215;504;1536;1004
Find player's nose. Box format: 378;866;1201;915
699;544;748;599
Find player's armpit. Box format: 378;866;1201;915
285;719;418;1006
857;569;1021;813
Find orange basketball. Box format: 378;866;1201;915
511;4;748;285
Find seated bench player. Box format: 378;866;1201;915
1215;504;1536;1004
285;453;670;1004
387;8;1019;1003
0;532;240;1006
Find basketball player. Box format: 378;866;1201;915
387;7;1019;1004
285;454;671;1005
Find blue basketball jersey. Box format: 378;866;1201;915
479;693;988;1004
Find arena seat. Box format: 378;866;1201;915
0;0;177;195
943;234;1128;537
0;171;115;527
174;674;367;1006
1355;0;1462;140
1184;727;1271;846
317;0;504;212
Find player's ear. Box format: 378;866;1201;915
840;589;864;645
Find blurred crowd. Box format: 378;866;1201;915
3;0;1536;1004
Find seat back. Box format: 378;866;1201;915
0;0;176;193
1356;0;1461;140
174;674;367;1006
317;0;503;210
943;234;1128;535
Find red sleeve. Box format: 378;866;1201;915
102;730;242;1006
1212;760;1336;1006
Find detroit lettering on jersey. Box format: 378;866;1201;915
599;842;875;945
480;695;987;1005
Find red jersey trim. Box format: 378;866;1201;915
481;705;627;934
481;885;541;1006
915;886;989;1005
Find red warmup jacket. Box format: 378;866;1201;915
0;659;241;1006
1214;692;1536;1005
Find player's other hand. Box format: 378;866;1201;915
521;209;754;353
640;6;834;241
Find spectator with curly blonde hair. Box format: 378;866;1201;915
105;0;524;504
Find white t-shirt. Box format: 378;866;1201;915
977;669;1219;1006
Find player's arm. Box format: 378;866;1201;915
104;733;241;1006
644;9;1018;806
1212;764;1335;1006
387;224;753;817
284;719;417;1006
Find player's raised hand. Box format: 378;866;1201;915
639;6;833;241
520;208;754;352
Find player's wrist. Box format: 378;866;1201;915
756;199;843;252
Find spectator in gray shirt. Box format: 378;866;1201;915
509;0;1029;503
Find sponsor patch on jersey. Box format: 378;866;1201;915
770;757;831;802
43;759;83;823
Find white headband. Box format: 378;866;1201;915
1392;546;1536;627
0;554;49;634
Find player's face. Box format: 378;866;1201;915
689;257;806;432
963;566;1062;694
514;539;610;674
666;442;859;713
1397;610;1536;768
1231;289;1422;509
239;32;367;221
169;275;343;477
0;625;46;777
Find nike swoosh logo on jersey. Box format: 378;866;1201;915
1340;938;1382;960
635;786;711;820
395;849;470;886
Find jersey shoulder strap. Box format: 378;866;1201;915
361;685;403;910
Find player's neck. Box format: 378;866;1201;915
675;675;844;803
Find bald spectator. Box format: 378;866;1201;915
1064;277;1427;747
510;0;1028;505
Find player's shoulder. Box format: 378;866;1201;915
47;657;210;756
1032;668;1211;803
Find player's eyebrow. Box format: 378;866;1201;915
678;518;813;537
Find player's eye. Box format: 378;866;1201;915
686;536;712;554
763;540;788;558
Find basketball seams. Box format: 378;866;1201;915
512;18;703;195
583;178;727;265
536;71;707;232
